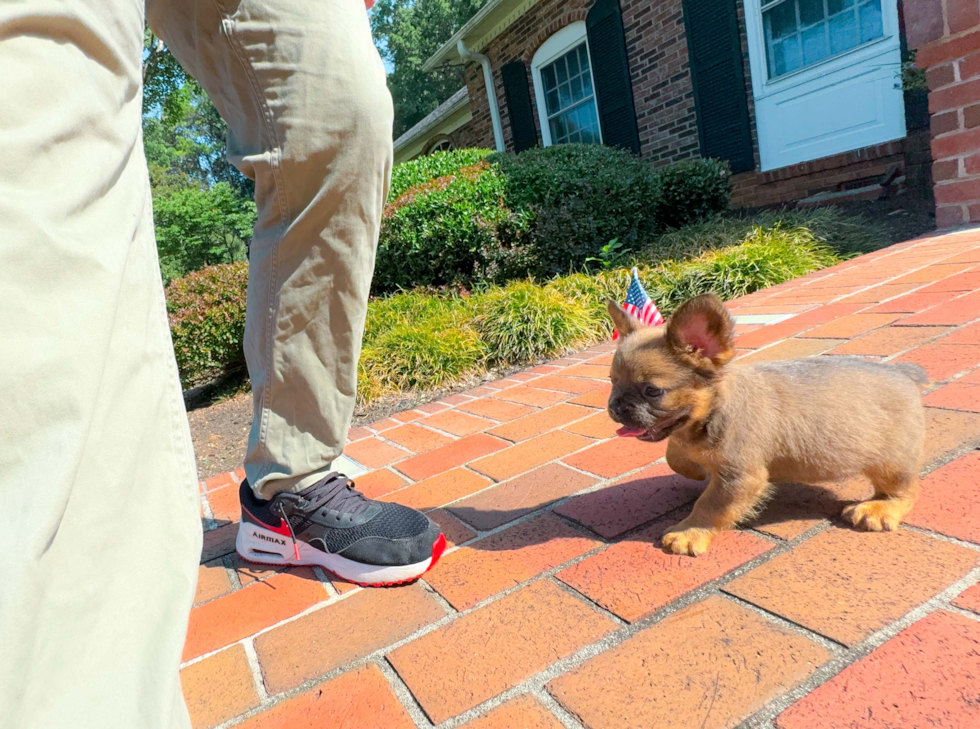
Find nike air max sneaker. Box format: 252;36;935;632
236;472;446;586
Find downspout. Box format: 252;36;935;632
457;39;505;152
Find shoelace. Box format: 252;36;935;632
275;472;373;559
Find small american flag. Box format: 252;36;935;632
613;268;665;340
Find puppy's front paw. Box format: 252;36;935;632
661;523;715;557
842;499;908;532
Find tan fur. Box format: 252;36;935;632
607;294;927;556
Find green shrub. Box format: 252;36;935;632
653;158;733;229
492;144;663;277
644;224;841;313
473;280;593;364
388;148;493;201
636;206;886;266
166;262;248;387
375;163;530;292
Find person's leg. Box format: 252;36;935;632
147;0;391;500
0;2;201;727
147;0;445;585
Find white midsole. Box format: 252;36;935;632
235;522;433;584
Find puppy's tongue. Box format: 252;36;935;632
616;426;647;438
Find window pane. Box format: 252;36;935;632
801;23;830;65
782;36;804;74
546;89;560;115
566;47;580;77
570;74;583;101
558;82;572;110
555;57;568;84
542;65;556;89
581;68;594;96
767;1;799;40
858;0;883;43
828;10;858;54
799;0;825;27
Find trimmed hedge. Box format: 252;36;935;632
388;148;493;201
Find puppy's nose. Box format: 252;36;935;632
609;400;625;421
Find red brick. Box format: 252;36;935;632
923;406;980;465
202;471;240;493
230;558;315;588
181;645;259;729
548;597;829;729
393;409;423;423
459;696;564;729
394;434;508;481
426;514;601;609
489;386;570;407
422;409;494;436
777;611;980;729
966;152;980;174
530;375;605;394
561;435;667;479
347;426;372;442
555;463;703;539
734;322;809;349
568;382;612;408
923;368;980;411
558;523;772;622
237;664;415;729
827;325;951;356
939;320;980;343
894;343;980;381
254;583;444;693
440;394;473;406
927;63;956;91
953;583;980;613
201;523;238;563
930;78;980;117
428;508;476;547
449;463;597;530
917;269;980;292
382;468;492;511
387;580;616;725
933;158;962;184
382;423;453;454
196;560;233;606
897;290;980;324
907;451;980;544
456;398;535;422
949;0;980;34
183;572;327;662
798;313;903;339
343;437;408;469
416;401;451;415
561;410;620;439
966;103;980;129
837;283;918;304
963;50;980;81
354;468;408;499
937;204;968;228
737;337;844;363
724;528;978;646
866;291;957;313
369;418;401;432
561;362;612;379
487;403;592;442
470;430;592;481
933;126;980;160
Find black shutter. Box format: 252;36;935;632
586;0;640;154
501;61;538;152
682;0;755;173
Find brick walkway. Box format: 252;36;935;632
187;226;980;729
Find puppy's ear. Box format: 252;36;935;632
665;294;734;367
607;300;643;339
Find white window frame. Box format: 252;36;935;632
530;22;602;147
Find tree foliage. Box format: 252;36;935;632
371;0;487;137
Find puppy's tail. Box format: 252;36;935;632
889;362;929;388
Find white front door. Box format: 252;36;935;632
742;0;906;171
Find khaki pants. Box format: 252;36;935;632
0;0;392;725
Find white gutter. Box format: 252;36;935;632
457;39;504;153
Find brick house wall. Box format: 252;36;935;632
907;0;980;227
450;0;933;211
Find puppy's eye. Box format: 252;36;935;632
645;385;664;398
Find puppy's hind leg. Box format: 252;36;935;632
842;467;920;532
